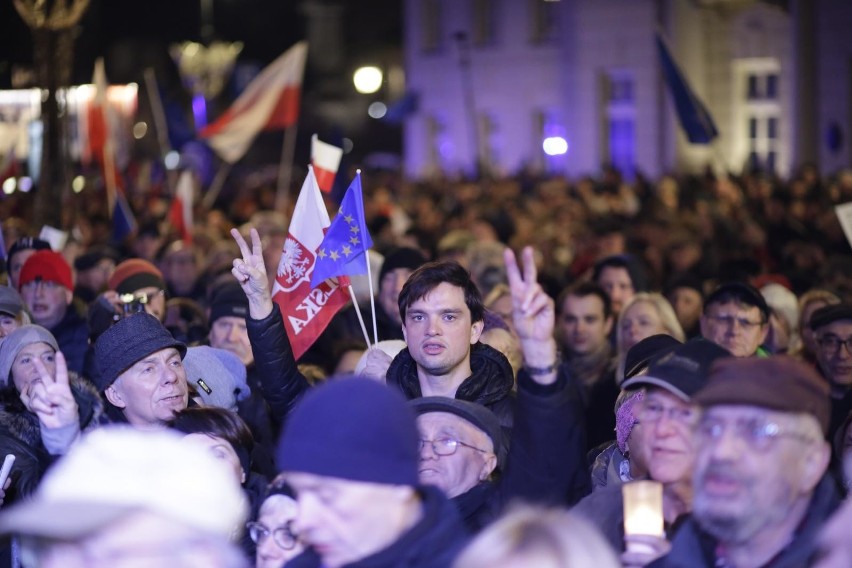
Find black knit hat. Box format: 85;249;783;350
623;334;683;380
277;378;419;486
622;339;731;401
379;247;427;284
93;313;186;391
704;281;770;321
208;281;248;324
809;304;852;331
8;237;51;265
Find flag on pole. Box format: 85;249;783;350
83;58;125;214
200;41;308;164
311;172;372;287
656;34;718;144
168;170;194;243
310;134;343;193
272;167;350;359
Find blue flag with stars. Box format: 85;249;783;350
310;173;373;288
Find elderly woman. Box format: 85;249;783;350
0;325;103;478
250;482;305;568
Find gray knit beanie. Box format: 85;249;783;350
0;325;59;386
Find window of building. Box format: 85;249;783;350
472;0;497;46
735;59;781;174
426;114;451;172
477;112;499;174
602;70;636;180
529;0;559;44
420;0;442;53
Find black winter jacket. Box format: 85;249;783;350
386;342;516;434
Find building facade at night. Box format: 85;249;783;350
403;0;852;180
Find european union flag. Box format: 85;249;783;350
310;173;373;288
656;34;718;144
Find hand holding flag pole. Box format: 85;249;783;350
311;170;377;346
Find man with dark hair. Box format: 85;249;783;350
700;282;770;357
384;260;516;429
593;254;647;318
6;237;51;291
808;303;852;439
555;281;617;450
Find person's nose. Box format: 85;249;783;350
419;440;438;461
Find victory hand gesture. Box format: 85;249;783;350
22;351;79;432
231;227;274;319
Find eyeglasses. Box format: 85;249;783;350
637;399;697;426
706;314;765;331
419;438;490;457
817;335;852;356
695;417;815;452
246;521;298;550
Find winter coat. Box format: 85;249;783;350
386;342;516;435
648;474;842;568
286;486;469;568
452;368;591;532
48;306;89;376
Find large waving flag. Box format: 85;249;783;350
656;34;718;144
84;58;125;214
311;134;343;193
272;167;350;360
200;41;308;163
311;172;372;287
112;192;137;243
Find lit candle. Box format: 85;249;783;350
622;480;664;553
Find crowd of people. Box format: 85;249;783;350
0;162;850;567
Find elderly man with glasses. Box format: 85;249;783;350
700;282;771;358
649;356;840;568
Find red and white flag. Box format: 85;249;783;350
310;134;343;193
83;58;124;213
200;41;308;164
168;170;194;243
272;166;350;360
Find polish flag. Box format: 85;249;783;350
310;134;343;193
84;58;124;213
168;170;194;243
272;166;350;360
200;41;308;164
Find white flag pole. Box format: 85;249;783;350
347;285;372;350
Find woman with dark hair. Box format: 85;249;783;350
249;481;307;568
170;406;268;557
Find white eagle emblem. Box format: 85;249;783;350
277;238;313;291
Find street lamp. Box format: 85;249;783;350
353;66;383;94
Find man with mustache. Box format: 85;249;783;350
650;356;841;567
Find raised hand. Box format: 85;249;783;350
360;348;392;383
503;246;558;384
231;227;274;319
22;351;79;432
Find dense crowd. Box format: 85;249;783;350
0;162;850;567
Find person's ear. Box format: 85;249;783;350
479;452;497;481
104;384;126;409
800;441;830;494
470;320;484;344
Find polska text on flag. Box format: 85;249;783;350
311;172;372;288
271;167;350;360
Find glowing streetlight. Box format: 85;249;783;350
543;136;569;156
353;66;383;94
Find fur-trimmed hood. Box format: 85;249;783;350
0;372;104;448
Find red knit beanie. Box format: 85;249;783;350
18;250;73;291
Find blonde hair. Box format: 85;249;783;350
616;293;685;382
453;504;620;568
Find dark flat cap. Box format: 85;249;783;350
705;281;770;321
694;356;831;434
410;397;506;470
623;334;683;381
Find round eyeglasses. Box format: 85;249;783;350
246;521;298;550
419;438;490;457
